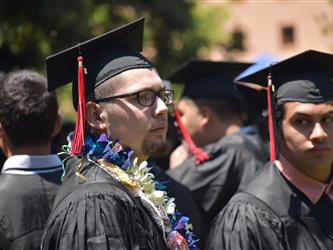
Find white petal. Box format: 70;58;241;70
138;161;148;171
133;157;138;167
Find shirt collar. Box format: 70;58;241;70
237;125;257;135
276;155;333;204
2;154;62;175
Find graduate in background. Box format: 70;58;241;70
0;70;63;249
207;50;333;250
0;71;6;169
167;59;266;231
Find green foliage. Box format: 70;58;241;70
0;1;229;120
178;4;229;61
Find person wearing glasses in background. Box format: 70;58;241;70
41;18;202;250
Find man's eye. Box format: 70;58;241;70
138;91;155;105
323;116;333;124
141;92;154;99
295;118;310;125
160;93;171;103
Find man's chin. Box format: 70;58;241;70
142;138;167;157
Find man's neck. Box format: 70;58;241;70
8;144;51;157
298;164;332;183
225;124;241;136
281;154;332;183
200;122;241;147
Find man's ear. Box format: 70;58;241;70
0;123;8;156
0;123;5;138
86;101;107;132
199;106;212;127
51;113;63;137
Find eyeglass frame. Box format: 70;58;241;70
95;89;174;106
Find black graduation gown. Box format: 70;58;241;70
150;165;207;247
0;170;62;249
206;162;333;250
41;156;168;250
167;133;264;224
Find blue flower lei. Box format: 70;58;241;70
63;132;199;250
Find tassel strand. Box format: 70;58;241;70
174;107;210;166
267;73;276;160
70;56;86;154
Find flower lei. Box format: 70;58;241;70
63;132;199;250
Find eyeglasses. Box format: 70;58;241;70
95;89;174;106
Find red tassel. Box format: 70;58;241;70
267;74;276;160
70;56;86;154
174;108;210;166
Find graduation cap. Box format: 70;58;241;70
168;59;252;99
235;49;333;160
235;53;279;120
46;17;153;154
167;59;252;166
236;53;279;81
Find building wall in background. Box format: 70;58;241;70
206;0;333;61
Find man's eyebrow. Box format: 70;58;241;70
293;110;333;117
322;110;333;116
292;112;311;117
139;86;166;92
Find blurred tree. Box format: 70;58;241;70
0;1;229;119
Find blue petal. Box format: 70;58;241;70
96;133;108;143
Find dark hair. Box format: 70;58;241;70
0;70;58;147
92;74;121;101
258;104;285;139
275;103;285;132
193;96;247;123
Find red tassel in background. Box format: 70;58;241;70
174;108;210;166
70;56;86;154
267;74;276;160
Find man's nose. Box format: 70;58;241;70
154;96;168;117
310;122;327;142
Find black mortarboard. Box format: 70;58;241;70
235;49;333;160
236;50;333;105
167;59;252;99
46;18;153;154
47;17;153;109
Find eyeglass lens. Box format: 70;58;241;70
138;90;173;106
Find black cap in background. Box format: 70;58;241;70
167;59;252;99
235;50;333;105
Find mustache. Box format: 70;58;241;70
155;117;168;125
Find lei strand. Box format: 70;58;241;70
62;132;199;250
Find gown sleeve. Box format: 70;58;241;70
206;196;286;250
41;184;166;250
168;144;263;222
